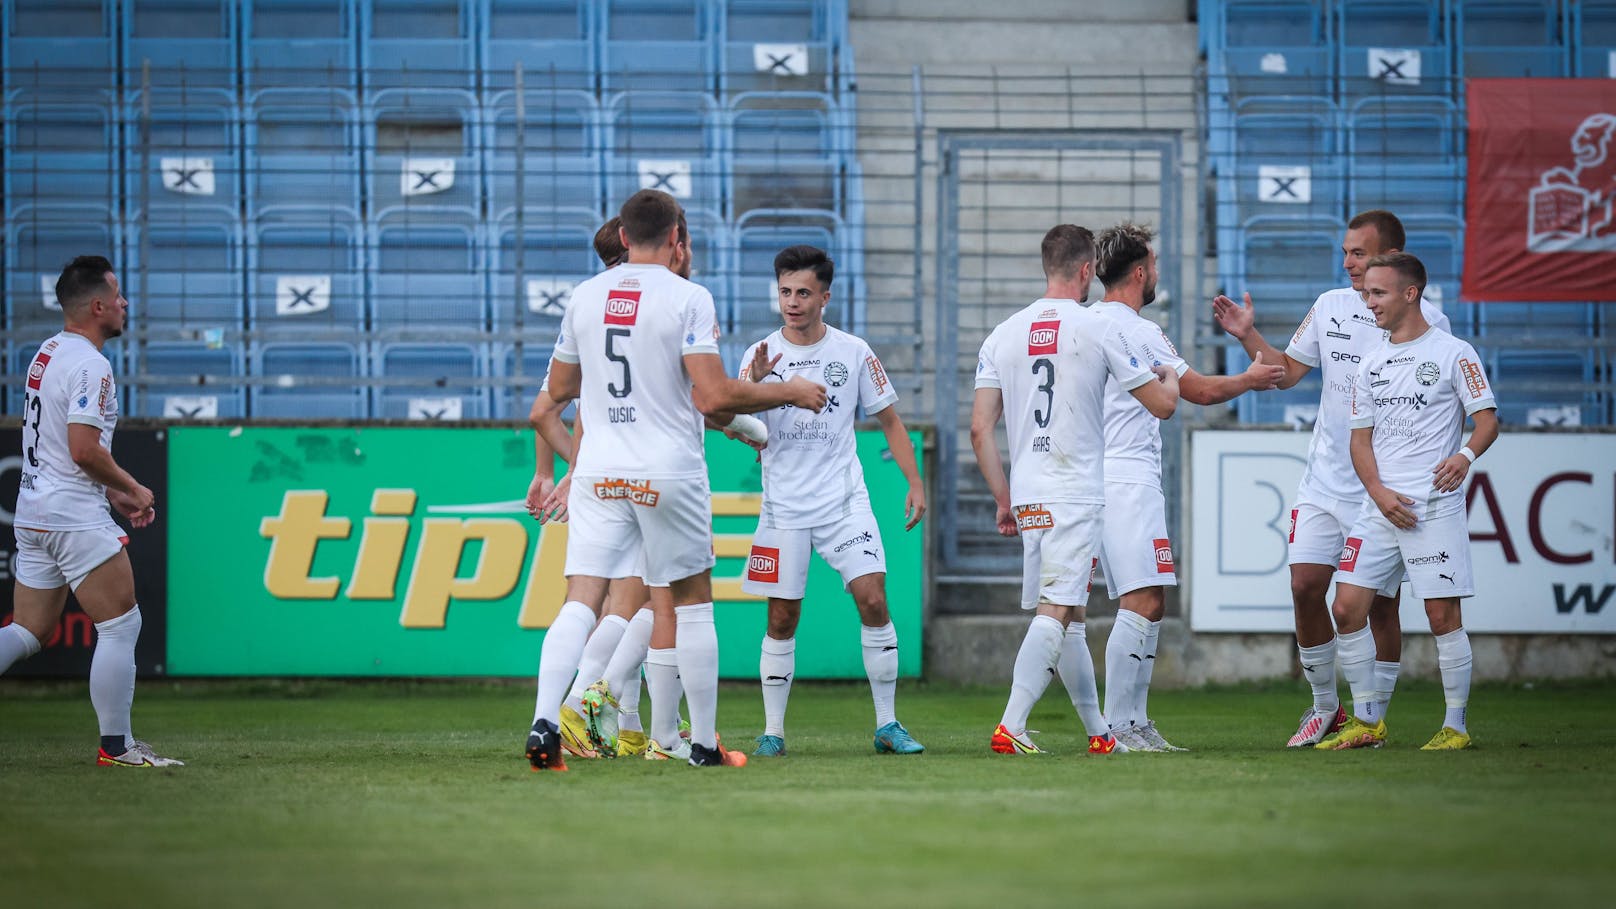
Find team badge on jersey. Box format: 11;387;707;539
747;545;781;583
1027;320;1059;355
1013;504;1054;531
1416;362;1440;386
1153;538;1175;573
1339;537;1363;572
27;352;51;390
604;290;642;326
824;361;849;387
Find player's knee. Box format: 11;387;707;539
1291;573;1330;609
1423;599;1460;633
855;593;888;626
1329;595;1359;631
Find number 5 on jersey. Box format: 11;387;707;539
604;290;640;400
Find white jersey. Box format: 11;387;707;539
1288;287;1452;505
552;262;720;480
739;326;896;530
1349;326;1496;516
975;298;1154;507
1090;300;1189;488
15;332;120;530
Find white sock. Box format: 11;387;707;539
1000;614;1063;733
0;623;43;674
760;635;795;738
604;610;653;732
617;671;644;732
90;607;142;750
1336;626;1380;724
1056;622;1107;737
861;623;899;729
564;613;629;712
531;601;595;725
645;647;683;747
1434;628;1472;734
1373;660;1401;711
1104;609;1150;727
1133;619;1162;723
676;603;719;750
1298;638;1339;714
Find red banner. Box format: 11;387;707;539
1463;79;1616;301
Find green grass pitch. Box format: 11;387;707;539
2;679;1612;908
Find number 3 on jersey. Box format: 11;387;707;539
1032;358;1054;428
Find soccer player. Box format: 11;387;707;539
0;256;181;768
1212;210;1453;747
738;245;927;757
1317;253;1496;751
1082;223;1284;752
974;225;1179;756
526;190;826;771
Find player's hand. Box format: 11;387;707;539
1370;485;1418;529
903;484;927;531
123;483;155;513
722;425;767;454
1212;292;1256;341
994;502;1018;537
1431;453;1471;494
1152;364;1179;385
1244;350;1286;391
543;474;572;523
109;487;157;528
783;376;828;412
748;342;781;383
525;474;552;518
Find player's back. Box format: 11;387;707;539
559;263;718;480
16;331;119;530
1089;300;1185;486
977;299;1142;507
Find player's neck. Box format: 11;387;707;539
781;321;827;347
1388;313;1432;345
63;323;107;351
1102;290;1146;313
1042;281;1086;302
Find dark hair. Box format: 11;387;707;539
1365;251;1426;294
1348;209;1406;253
1041;224;1095;279
594;216;627;267
1095;223;1156;288
773;245;834;287
55;255;115;312
619;189;683;247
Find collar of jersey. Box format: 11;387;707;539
1387;325;1437;349
775;327;832;352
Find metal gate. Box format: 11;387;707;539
934;132;1185;578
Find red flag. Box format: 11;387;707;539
1463;79;1616;301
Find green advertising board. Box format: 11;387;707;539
167;426;923;678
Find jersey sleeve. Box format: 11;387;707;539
1452;343;1497;415
1348;358;1376;429
1100;325;1154;392
552;301;579;364
1148;323;1190;377
64;357;115;429
973;334;1001;390
681;287;721;356
859;343;899;414
1286;301;1323;368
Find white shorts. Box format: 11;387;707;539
1016;502;1103;610
1098;483;1177;599
1290;493;1403;598
1334;500;1474;600
564;475;715;587
13;522;128;592
741;506;885;601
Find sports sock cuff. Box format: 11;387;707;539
1374;660;1400;673
94;605;142;636
646;647;678;667
762;635;796;655
675;602;715;625
1065;622;1088;640
1298;639;1336;661
1030;614;1064;637
558;601;596;631
599;614;630;633
1114;609;1151;635
860;622;896;648
1434;628;1472;666
4;623;43;657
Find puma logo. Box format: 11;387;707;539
1439;572;1455;584
881;645;898;652
765;674;792;683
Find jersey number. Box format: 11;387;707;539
25;394;43;467
1032;358;1054;428
605;327;632;399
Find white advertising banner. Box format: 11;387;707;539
1190;431;1616;634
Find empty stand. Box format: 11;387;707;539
483;89;601;218
601;0;717;94
480;0;594;93
122;0;238;91
247;88;365;218
362;0;478;91
253;342;368;418
375;342;487;419
605;91;725;215
721;0;841;96
488;211;596;331
126;88;242;221
249;210;366;332
366;88;483;217
3;0;118;91
729;92;843;217
133;342;245;418
3;95;121;209
1455;0;1569;79
243;0;361;94
126;218;246;330
370;212;486;330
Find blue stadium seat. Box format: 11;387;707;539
1455;0;1569;79
253;342;369;418
1231;96;1343;223
1478;301;1597;339
132;342;245;418
605;91;724;216
487;211;598;331
369;213;486;330
362;0;478;91
483;89;602;219
481;0;594;93
601;0;717;95
3;0;118;91
249;211;365;332
2;95;120;209
375;342;488;419
126;218;246;330
122;0;239;92
366;88;483;218
1488;349;1600;427
721;0;839;96
1575;0;1616;77
1338;0;1450;100
729;92;841;216
246;89;364;219
1215;0;1333;96
684;206;731;312
124;89;242;221
1347;96;1463;220
733;208;845;340
243;0;360;94
3;210;122;341
493;342;554;419
1401;216;1471;335
1227;216;1347;329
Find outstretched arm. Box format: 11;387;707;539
1212;293;1312;390
1178;353;1286;406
